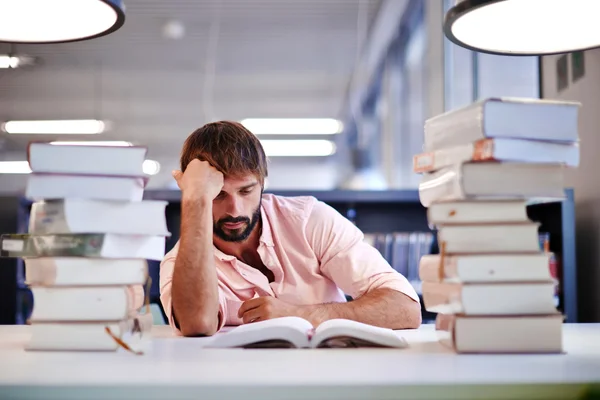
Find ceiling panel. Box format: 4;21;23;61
0;0;381;187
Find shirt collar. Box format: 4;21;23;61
258;204;274;247
213;203;274;261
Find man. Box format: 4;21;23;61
159;121;421;336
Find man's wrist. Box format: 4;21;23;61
298;304;336;327
182;192;213;207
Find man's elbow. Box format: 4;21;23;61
172;307;220;337
392;292;422;329
179;316;219;337
405;300;422;328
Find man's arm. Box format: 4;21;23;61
301;288;421;329
238;200;422;329
238;288;420;329
306;200;421;329
169;160;223;336
171;196;220;336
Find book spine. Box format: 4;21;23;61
421;281;463;314
413;139;496;173
418;165;467;207
28;201;69;234
418;254;458;282
424;103;484;151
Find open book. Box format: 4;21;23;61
205;317;408;349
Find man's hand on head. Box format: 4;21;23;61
172;159;224;202
238;297;314;325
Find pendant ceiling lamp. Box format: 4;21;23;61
444;0;600;55
0;0;125;44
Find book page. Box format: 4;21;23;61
206;317;313;349
311;319;408;349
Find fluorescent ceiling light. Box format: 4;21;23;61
0;55;35;69
260;140;336;157
0;161;31;174
241;118;343;135
2;120;106;134
0;56;20;69
143;160;161;175
50;141;132;146
445;0;600;55
0;0;125;44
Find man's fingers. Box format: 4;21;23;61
171;170;183;181
237;297;264;318
171;170;183;190
241;308;264;324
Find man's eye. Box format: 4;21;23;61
240;190;251;195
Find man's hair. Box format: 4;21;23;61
180;121;268;185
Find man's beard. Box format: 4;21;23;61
213;201;262;243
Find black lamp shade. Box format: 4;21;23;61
0;0;125;44
444;0;600;56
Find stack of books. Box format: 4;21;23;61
0;142;170;353
412;97;581;353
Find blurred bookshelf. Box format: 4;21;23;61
0;188;578;325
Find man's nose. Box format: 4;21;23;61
227;195;243;216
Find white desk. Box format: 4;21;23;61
0;324;599;400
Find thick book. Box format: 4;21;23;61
414;137;580;173
29;286;135;322
25;257;148;286
435;314;563;354
205;317;408;349
26;173;147;202
421;281;557;315
419;253;552;283
418;162;565;208
27;142;148;176
26;313;153;352
436;223;541;254
29;199;170;236
427;200;529;225
424;97;580;152
0;233;165;260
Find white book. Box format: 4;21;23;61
26;313;153;352
206;317;408;349
436;314;563;353
424;97;580;152
29;199;170;236
27;142;147;176
25;257;148;286
414;137;580;173
422;281;557;315
418;162;565;208
427;200;529;225
436;223;541;254
26;173;146;202
419;253;552;283
29;286;135;322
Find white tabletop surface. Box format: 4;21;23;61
0;323;599;400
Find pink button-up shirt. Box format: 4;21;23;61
159;194;419;333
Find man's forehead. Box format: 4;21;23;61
223;175;259;188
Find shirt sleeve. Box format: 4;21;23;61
305;199;420;303
159;241;227;335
